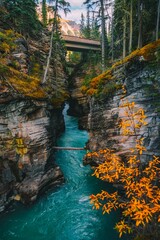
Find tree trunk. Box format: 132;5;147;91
42;0;58;84
86;7;90;38
156;0;160;40
111;3;114;62
100;0;106;72
123;0;126;58
42;30;54;84
53;147;85;150
138;0;142;48
129;0;133;53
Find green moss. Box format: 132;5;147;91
0;63;8;73
82;39;160;98
98;82;122;98
50;90;69;108
0;29;19;54
0;29;67;106
29;55;43;78
0;63;46;99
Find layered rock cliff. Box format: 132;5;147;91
67;64;90;129
85;60;160;162
81;41;160;166
0;29;67;212
0;98;64;211
68;60;101;129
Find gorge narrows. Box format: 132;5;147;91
0;104;124;240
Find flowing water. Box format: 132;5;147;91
0;105;125;240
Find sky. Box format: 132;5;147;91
59;0;87;23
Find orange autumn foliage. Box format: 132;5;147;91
86;101;160;238
82;39;160;97
0;63;46;99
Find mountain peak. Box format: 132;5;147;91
37;3;80;37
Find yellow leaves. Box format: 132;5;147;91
87;101;160;237
0;42;10;53
91;149;122;182
120;101;135;108
14;194;21;201
15;138;28;156
86;88;98;95
80;85;88;93
119;101;147;137
129;199;153;227
81;68;115;96
144;155;160;181
115;220;132;237
16;147;28;155
135;143;146;155
123;198;151;226
137;39;160;60
16;138;23;145
90;191;119;214
90;194;102;210
127;155;139;166
119;119;134;135
122;85;127;95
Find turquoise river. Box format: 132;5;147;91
0;105;126;240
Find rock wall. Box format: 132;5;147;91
0;98;64;211
68;64;90;129
0;30;67;212
85;59;160;165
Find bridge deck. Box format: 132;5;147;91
62;35;101;52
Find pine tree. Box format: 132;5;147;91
83;0;109;71
42;0;70;84
4;0;42;36
112;0;158;59
42;0;47;27
86;7;91;38
80;13;85;37
91;17;100;40
156;0;160;40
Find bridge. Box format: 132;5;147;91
62;35;101;52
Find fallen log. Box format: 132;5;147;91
53;147;85;150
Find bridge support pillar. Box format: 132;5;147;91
81;52;88;62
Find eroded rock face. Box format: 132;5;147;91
68;66;89;129
0;99;64;212
84;60;160;165
0;31;67;212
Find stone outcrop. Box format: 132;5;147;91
0;99;64;211
84;58;160;165
68;64;90;129
0;30;67;212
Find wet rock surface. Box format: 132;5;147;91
84;60;160;165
